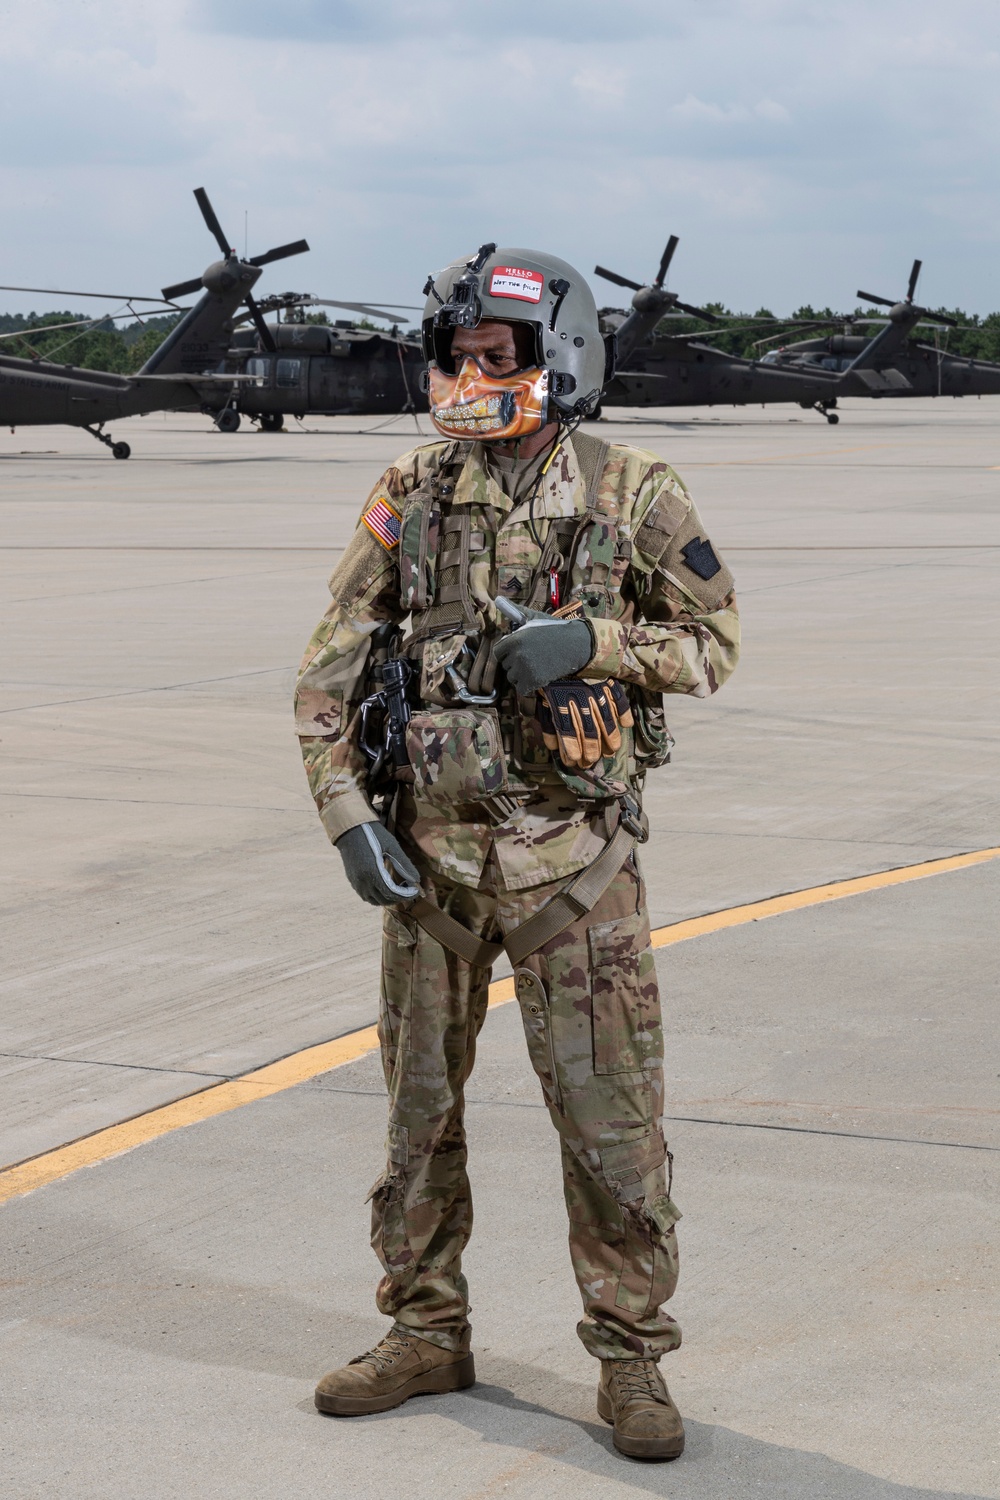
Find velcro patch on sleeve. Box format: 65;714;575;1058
362;495;402;551
680;536;722;581
633;489;689;566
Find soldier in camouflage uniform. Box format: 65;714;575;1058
297;245;739;1459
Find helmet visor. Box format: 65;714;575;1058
428;356;549;441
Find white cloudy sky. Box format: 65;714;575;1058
2;0;999;319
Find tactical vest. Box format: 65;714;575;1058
393;431;675;810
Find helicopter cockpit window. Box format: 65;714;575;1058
276;358;302;389
246;357;270;387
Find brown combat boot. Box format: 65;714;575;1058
597;1357;685;1460
314;1327;475;1416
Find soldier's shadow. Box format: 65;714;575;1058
383;1356;988;1500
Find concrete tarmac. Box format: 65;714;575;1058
1;401;998;1497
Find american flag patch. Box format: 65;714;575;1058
362;496;402;550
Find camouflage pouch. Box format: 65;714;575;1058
629;687;675;771
405;708;509;810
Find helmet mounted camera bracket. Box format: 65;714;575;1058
432;241;497;332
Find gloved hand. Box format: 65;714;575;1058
493;608;593;695
336;822;421;906
538;678;634;769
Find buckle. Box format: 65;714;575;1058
618;795;648;843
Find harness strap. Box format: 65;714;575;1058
408;898;504;968
406;809;644;969
571;430;610;512
503;816;638;964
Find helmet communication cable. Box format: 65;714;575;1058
525;413;585;549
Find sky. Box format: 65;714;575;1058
2;0;1000;321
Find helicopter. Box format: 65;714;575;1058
148;189;426;432
206;289;426;433
594;241;985;423
0;187;310;456
755;260;1000;401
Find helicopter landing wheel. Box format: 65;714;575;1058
826;411;839;425
259;411;285;432
215;407;241;433
83;423;131;458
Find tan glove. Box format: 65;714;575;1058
537;678;634;769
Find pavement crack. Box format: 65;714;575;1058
305;1085;999;1150
0;1051;228;1081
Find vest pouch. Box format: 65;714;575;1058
629;688;675;771
405;708;509;810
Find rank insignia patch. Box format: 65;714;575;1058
681;536;722;580
362;496;402;551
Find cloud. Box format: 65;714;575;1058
0;0;999;316
572;68;628;104
670;95;791;127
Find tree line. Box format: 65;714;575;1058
0;311;182;372
4;303;1000;371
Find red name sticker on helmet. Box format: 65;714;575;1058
490;266;544;303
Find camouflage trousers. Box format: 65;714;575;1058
370;846;682;1362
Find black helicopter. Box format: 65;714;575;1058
755;260;1000;402
210;289;426;432
596;241;985;423
152;190;425;432
0;188;311;457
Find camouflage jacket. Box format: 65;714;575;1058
296;434;739;892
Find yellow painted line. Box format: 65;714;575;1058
2;843;998;1207
649;845;1000;948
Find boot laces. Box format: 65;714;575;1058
612;1358;667;1405
351;1329;414;1373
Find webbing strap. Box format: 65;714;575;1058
406;815;640;969
503;818;636;964
570;431;610;513
408;897;504;968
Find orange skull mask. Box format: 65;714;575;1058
427;356;549;441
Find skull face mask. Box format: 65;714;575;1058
427;356;549;441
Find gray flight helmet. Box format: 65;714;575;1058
421;242;614;419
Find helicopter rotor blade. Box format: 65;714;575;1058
194;187;233;258
672;299;720;324
0;284;175;305
309;299;422;311
594;265;644;292
309;299;422;321
244;293;276;353
161;276;204;301
249;239;310;268
856;290;895;307
654;236;680;289
906;259;922;302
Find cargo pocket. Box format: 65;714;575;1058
367;1123;414;1275
588;910;660;1075
600;1132;680;1314
643;1192;681;1312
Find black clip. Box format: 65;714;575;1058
618;794;648;842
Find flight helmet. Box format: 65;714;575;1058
420;243;614;441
